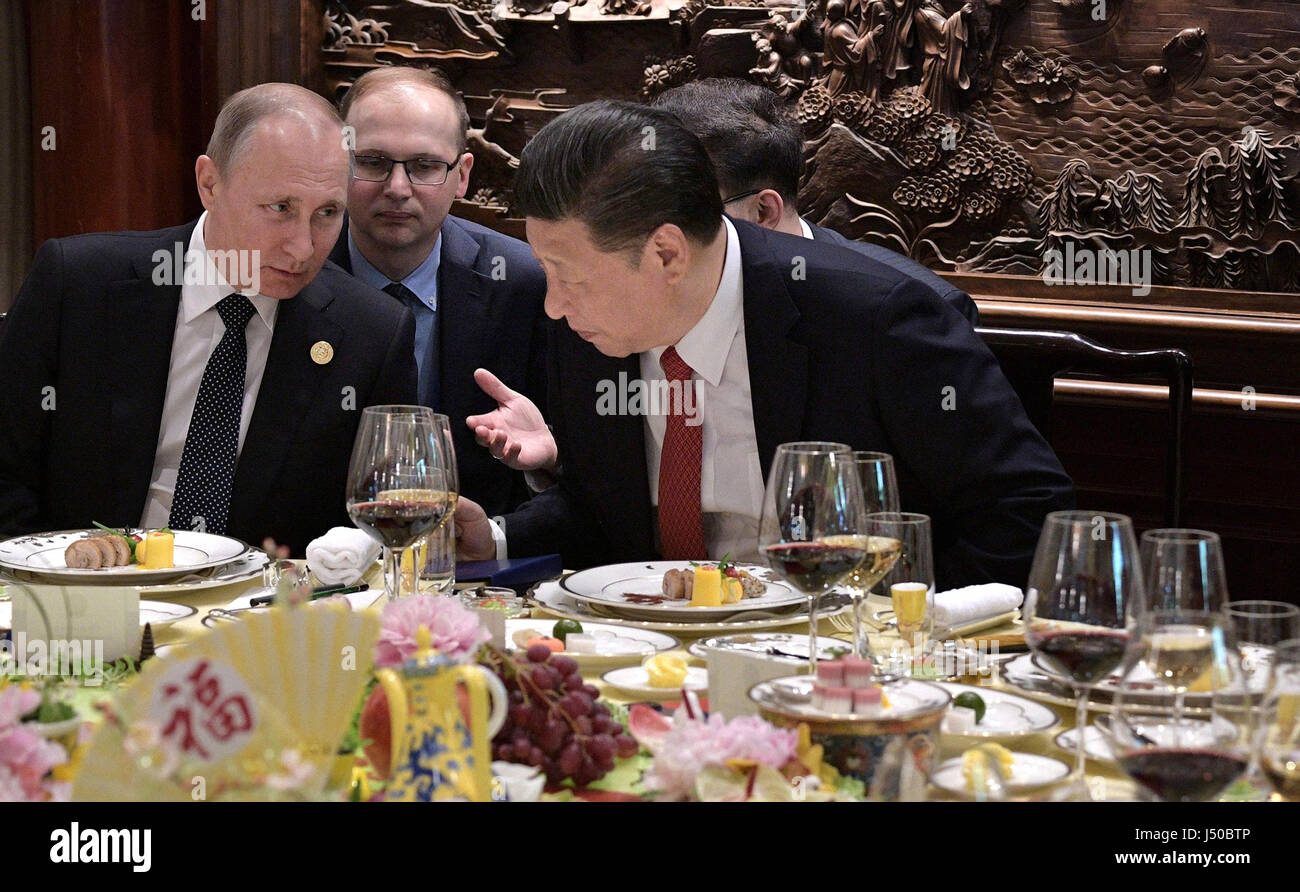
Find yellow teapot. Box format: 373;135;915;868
376;625;507;802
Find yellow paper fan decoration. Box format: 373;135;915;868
72;604;379;801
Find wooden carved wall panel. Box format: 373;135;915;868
320;0;1300;299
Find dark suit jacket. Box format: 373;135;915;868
0;221;417;554
503;220;1074;590
807;221;980;327
329;215;548;517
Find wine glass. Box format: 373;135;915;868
1259;639;1300;801
838;452;901;659
346;406;452;602
1111;611;1251;802
759;442;868;674
1224;601;1299;795
1141;529;1228;613
865;513;933;674
413;413;460;594
1023;511;1144;800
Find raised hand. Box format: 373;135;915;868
465;367;558;474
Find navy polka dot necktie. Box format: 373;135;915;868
169;293;257;535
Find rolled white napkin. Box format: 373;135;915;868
306;527;381;587
932;583;1023;629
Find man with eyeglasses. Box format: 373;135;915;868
329;66;549;516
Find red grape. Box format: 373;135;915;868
559;743;581;776
614;734;639;758
587;734;615;762
550;655;579;676
525;643;552;663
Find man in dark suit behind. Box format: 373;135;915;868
0;83;416;554
453;101;1073;590
653;78;979;327
329;66;549;517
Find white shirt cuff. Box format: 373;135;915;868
523;468;558;493
488;517;508;561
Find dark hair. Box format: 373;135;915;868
339;65;470;155
512;100;723;255
652;78;803;202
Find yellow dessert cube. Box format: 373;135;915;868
691;567;723;607
143;531;174;569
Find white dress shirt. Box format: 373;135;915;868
641;216;763;562
140;211;280;527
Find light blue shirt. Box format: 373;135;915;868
348;230;442;404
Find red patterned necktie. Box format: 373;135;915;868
657;346;707;559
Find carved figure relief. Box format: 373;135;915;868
322;0;1300;295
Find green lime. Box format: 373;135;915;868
552;619;583;644
953;691;986;724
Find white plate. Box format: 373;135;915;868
931;752;1070;798
0;598;194;628
138;601;197;625
688;633;851;662
505;618;678;663
532;581;849;634
601;665;708;698
135;549;270;594
562;561;806;621
748;675;951;722
1054;726;1116;763
932;682;1059;738
0;530;252;584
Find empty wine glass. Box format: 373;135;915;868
413;413;460;594
346;406;452;602
1225;601;1300;796
838;452;901;659
1141;529;1228;613
1259;639;1300;801
759;442;868;674
1024;511;1144;800
1112;611;1251;802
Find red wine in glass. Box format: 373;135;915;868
1031;628;1130;685
761;541;868;593
1118;748;1246;802
349;494;448;549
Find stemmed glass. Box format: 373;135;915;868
1224;601;1299;795
866;513;933;674
1111;611;1251;802
837;452;901;659
1141;529;1228;613
412;413;460;594
1023;511;1144;800
346;406;453;602
1259;639;1300;801
759;442;869;674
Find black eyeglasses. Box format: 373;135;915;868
722;189;762;205
351;153;461;186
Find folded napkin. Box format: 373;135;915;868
306;527;381;587
932;583;1023;629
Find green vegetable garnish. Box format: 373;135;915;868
552;618;583;644
953;691;987;723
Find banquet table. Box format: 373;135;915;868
127;561;1154;802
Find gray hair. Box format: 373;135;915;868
206;83;344;173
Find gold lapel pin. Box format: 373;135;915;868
310;340;334;365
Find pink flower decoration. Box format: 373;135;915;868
0;727;67;802
0;687;39;727
374;595;490;668
642;711;798;801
